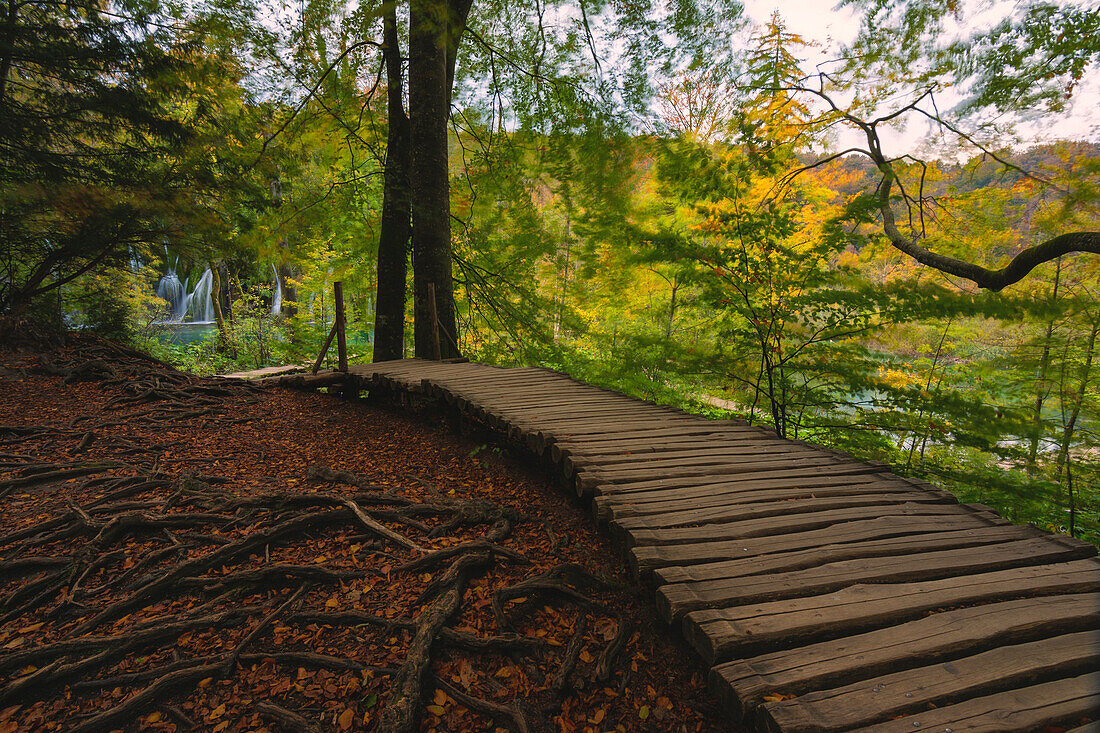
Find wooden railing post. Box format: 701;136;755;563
312;281;349;374
334;281;348;372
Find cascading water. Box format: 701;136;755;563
155;265;214;323
189;269;214;323
271;264;282;315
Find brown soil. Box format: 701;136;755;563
0;336;734;733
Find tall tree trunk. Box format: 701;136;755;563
373;9;412;362
409;0;461;358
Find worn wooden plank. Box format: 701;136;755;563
595;473;912;518
859;670;1100;732
580;457;864;494
601;478;931;520
568;440;800;467
613;492;952;540
761;630;1100;732
684;558;1100;664
654;524;1042;585
563;437;758;458
623;502;976;548
571;447;832;479
630;512;1004;578
710;593;1100;721
657;535;1095;621
590;463;887;496
547;422;766;442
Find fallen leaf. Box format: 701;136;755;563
426;705;445;716
338;707;355;730
638;705;650;720
209;703;226;719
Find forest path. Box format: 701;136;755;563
276;358;1100;732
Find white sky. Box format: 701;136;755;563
741;0;1100;155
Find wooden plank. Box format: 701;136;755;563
550;429;774;461
613;492;951;539
657;535;1095;621
654;524;1041;585
600;478;926;520
595;473;910;517
580;456;861;491
563;437;758;458
568;440;798;467
684;558;1100;664
571;445;830;475
623;502;975;548
761;630;1100;732
547;422;766;442
591;463;887;496
630;513;1003;578
710;593;1100;721
858;670;1100;733
497;404;693;423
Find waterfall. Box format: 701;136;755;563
155;266;214;323
271;264;282;315
189;269;214;323
156;271;188;321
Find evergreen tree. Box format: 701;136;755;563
0;0;195;324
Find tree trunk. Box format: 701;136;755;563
208;263;231;352
1055;317;1099;480
373;9;412;363
1027;258;1061;472
408;0;464;359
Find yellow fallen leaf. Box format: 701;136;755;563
17;623;43;633
314;555;328;563
591;709;605;724
338;707;355;730
579;650;594;663
638;705;650;720
433;689;447;706
209;703;226;719
325;597;339;609
426;705;445;716
198;677;213;688
144;712;162;723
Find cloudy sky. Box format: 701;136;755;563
740;0;1100;154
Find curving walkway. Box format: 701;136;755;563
280;359;1099;731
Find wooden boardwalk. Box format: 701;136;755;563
280;359;1099;731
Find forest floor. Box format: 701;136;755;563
0;336;732;733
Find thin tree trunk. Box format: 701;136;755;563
1028;258;1062;472
208;263;230;352
373;9;412;362
409;0;460;359
1055;317;1099;480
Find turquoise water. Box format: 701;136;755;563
155;322;218;344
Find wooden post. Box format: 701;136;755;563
311;322;338;374
426;282;442;361
334;281;348;372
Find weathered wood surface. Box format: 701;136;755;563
343;359;1100;732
